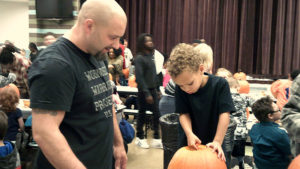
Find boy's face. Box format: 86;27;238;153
173;66;204;94
270;103;281;121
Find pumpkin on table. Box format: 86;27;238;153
122;68;129;79
289;155;300;169
234;72;247;80
128;75;137;88
168;144;227;169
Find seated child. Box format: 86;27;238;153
250;96;292;169
0;87;24;141
0;110;21;169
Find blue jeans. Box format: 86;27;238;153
159;95;175;117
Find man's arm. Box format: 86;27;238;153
32;109;86;169
112;106;127;169
179;113;201;149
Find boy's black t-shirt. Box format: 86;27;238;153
175;74;235;145
28;37;114;169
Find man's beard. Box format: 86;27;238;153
94;52;108;61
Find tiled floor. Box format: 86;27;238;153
126;122;253;169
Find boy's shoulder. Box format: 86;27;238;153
207;73;227;85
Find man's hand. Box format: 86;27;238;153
186;133;202;150
146;95;154;104
206;141;226;161
113;144;127;169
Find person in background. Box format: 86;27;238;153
191;39;205;47
271;69;300;110
0;110;21;169
250;96;292;169
154;49;165;87
215;68;233;79
0;44;31;98
282;74;300;157
28;42;39;62
0;73;16;88
28;0;127;168
0;87;24;141
194;41;213;74
123;38;133;69
167;43;235;161
43;32;57;47
227;77;253;169
20;49;26;57
134;33;162;149
108;48;123;86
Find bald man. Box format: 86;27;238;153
28;1;127;169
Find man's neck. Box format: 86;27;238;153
65;26;90;54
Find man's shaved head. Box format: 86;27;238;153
78;0;126;26
68;0;127;56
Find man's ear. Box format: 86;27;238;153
84;19;94;35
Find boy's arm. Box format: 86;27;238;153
179;113;201;149
207;112;230;161
214;112;230;144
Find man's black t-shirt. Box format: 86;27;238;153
28;37;114;169
175;74;235;145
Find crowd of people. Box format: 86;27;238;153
0;0;300;169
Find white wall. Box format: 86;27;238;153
0;0;29;49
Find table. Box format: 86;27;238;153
18;100;127;120
116;86;138;95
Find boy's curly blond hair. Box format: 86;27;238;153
167;43;205;78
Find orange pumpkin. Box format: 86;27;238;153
168;145;226;169
238;80;250;94
128;75;137;88
289;155;300;169
234;72;247;80
0;83;20;98
122;68;129;79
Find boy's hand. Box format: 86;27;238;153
206;141;226;161
186;133;201;150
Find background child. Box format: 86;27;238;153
227;77;253;169
0;87;24;141
215;70;237;168
0;110;21;169
250;96;291;169
167;43;236;160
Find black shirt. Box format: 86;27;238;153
175;74;235;145
135;53;157;96
4;108;22;141
28;37;114;169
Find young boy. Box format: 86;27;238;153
250;96;291;169
167;43;236;160
227;77;253;169
0;110;21;169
